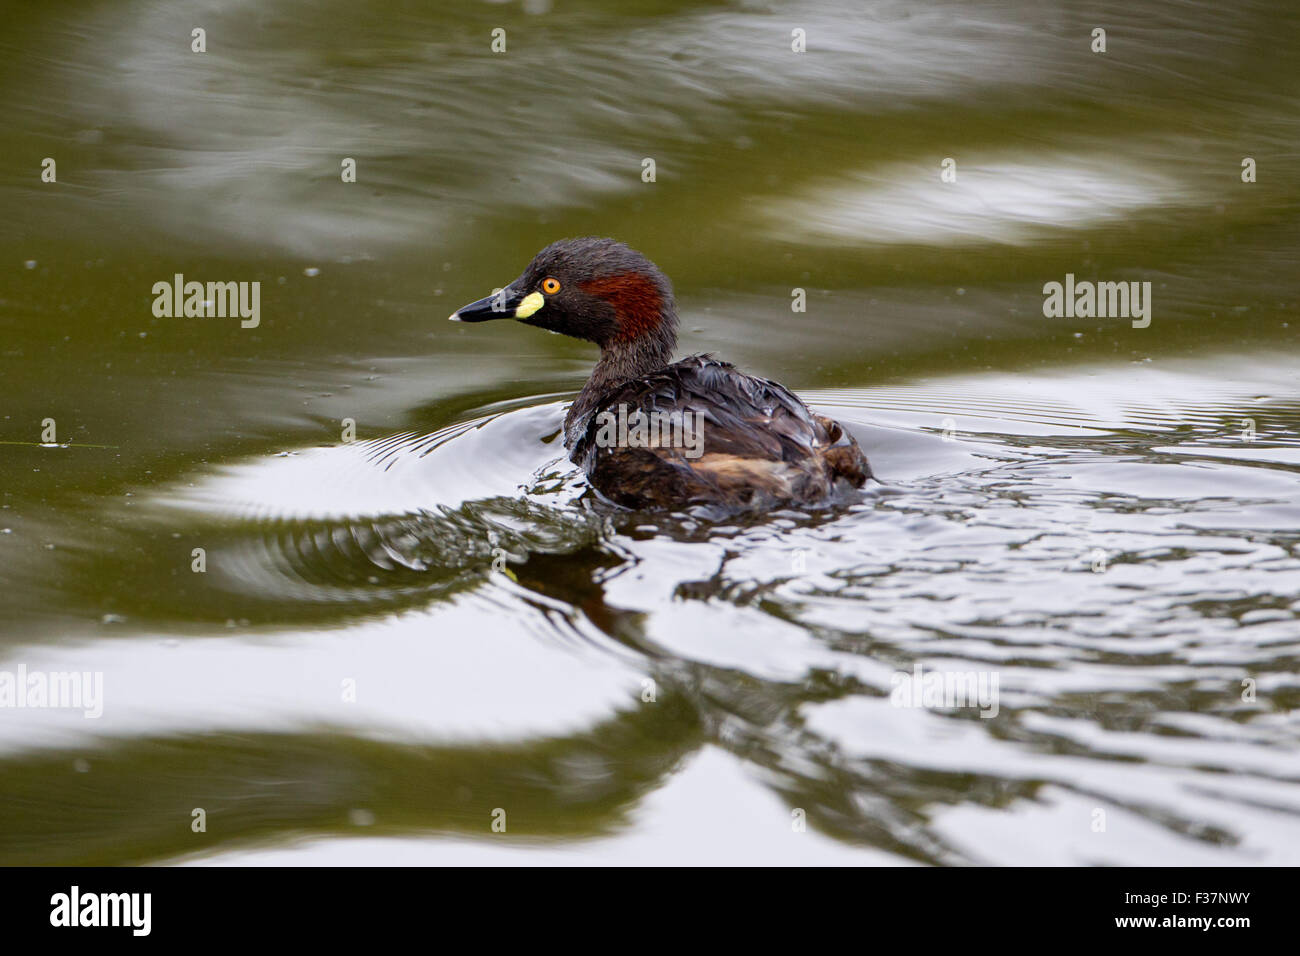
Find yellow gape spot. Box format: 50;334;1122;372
515;291;545;319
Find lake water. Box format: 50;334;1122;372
1;0;1298;865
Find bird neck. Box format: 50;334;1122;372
565;309;677;440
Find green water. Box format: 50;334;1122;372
1;0;1298;864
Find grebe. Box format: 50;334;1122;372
449;238;871;510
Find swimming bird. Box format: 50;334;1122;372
449;238;871;510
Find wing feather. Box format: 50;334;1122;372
571;355;871;509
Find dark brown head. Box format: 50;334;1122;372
449;238;678;362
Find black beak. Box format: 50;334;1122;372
448;285;525;323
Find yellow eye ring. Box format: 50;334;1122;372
541;277;561;295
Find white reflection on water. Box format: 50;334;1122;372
0;595;642;756
764;157;1189;245
183;750;901;866
153;403;573;520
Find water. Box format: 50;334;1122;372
1;0;1298;865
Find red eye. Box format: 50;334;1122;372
541;277;561;295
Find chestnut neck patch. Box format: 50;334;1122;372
580;272;663;343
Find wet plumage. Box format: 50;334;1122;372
569;355;870;509
450;238;872;511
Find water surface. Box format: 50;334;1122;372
1;0;1298;865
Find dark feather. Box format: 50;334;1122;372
570;355;871;510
